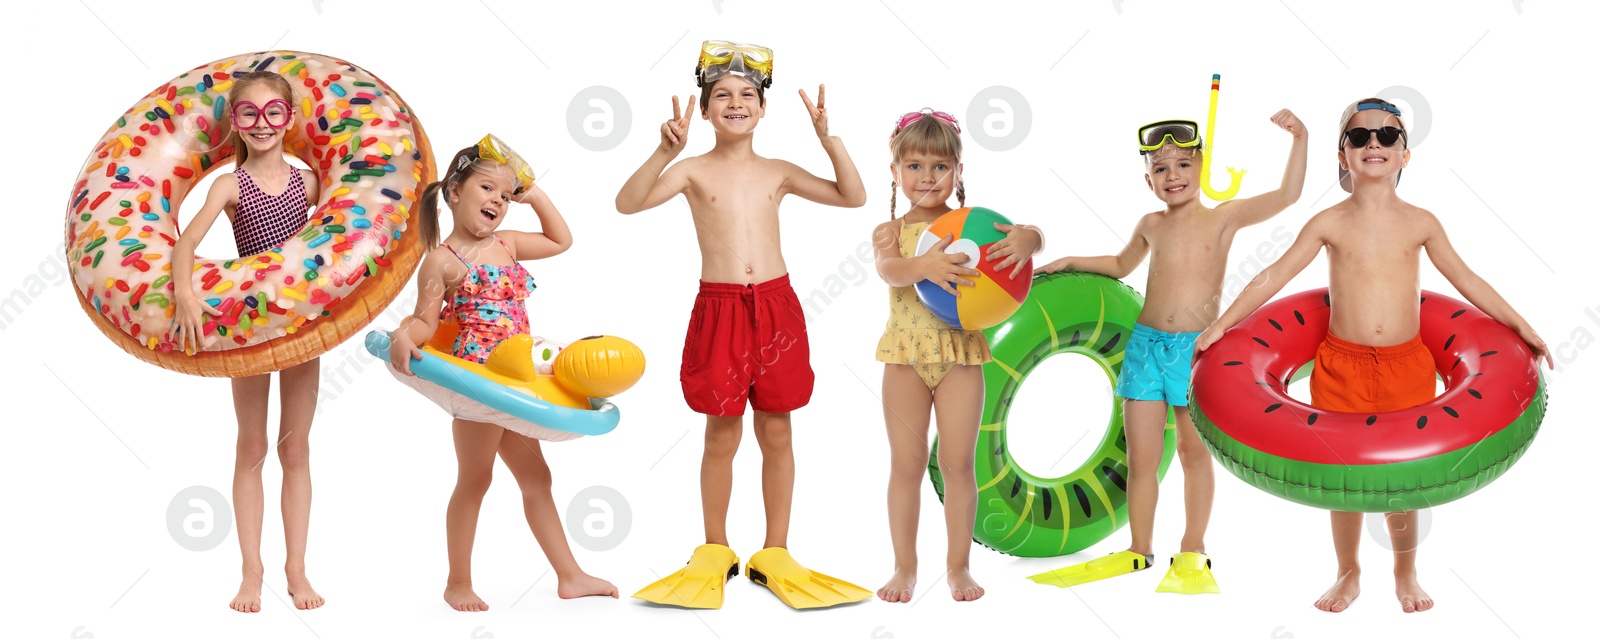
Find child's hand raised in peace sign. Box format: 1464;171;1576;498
660;95;697;155
799;85;830;140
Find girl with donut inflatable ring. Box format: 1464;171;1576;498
67;50;433;612
1196;98;1554;614
385;136;618;611
172;71;326;613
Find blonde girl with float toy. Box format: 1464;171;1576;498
386;136;617;611
170;71;325;613
870;109;1043;602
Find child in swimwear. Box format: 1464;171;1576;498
1031;109;1307;592
172;71;326;613
388;135;617;611
617;41;872;610
1198;98;1553;613
872;109;1043;603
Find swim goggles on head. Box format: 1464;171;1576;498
1137;120;1202;154
895;108;961;133
454;134;535;194
696;40;773;89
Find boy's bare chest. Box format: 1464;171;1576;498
1148;219;1229;263
1327;226;1423;260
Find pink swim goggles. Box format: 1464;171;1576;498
895;108;960;133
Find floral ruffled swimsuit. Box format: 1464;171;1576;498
441;237;535;364
875;219;991;390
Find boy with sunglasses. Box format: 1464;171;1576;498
1030;109;1306;593
616;41;872;609
1197;98;1553;613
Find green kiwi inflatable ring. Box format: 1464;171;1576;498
930;272;1177;558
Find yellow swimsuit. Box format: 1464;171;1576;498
875;219;992;390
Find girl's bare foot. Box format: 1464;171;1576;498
286;569;324;610
1396;574;1434;613
1314;569;1360;612
445;582;490;612
948;568;985;602
230;579;263;613
877;569;916;603
556;573;619;599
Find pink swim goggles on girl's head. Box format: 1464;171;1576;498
895;108;960;133
231;99;292;130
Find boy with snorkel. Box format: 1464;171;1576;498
1031;106;1308;594
615;41;872;609
1197;98;1553;613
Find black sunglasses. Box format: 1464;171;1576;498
1343;126;1407;149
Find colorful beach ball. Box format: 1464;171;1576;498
914;207;1032;331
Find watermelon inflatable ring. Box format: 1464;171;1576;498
1191;288;1547;512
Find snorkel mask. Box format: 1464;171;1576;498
454;134;535;195
696;40;774;89
1137;120;1203;159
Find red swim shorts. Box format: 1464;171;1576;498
1310;331;1437;413
680;274;814;417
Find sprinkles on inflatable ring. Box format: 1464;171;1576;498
1190;288;1546;512
66;51;434;377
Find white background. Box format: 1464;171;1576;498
4;1;1594;638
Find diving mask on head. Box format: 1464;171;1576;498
1138;120;1203;156
696;40;773;89
454;134;535;194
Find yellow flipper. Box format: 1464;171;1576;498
1026;550;1153;588
633;544;740;609
1156;552;1220;595
744;547;871;609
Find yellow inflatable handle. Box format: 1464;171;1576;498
1200;74;1246;201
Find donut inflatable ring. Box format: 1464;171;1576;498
1191;289;1547;512
66;51;434;377
929;272;1177;557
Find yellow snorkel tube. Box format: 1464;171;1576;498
1200;74;1246;201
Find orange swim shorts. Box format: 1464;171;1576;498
1309;331;1437;413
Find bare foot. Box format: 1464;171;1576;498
557;572;619;599
948;568;985;602
286;571;325;610
1314;569;1360;612
1396;574;1434;613
230;579;262;613
877;569;916;603
445;582;490;612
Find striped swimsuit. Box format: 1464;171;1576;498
233;167;309;257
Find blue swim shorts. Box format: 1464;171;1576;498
1113;323;1200;407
